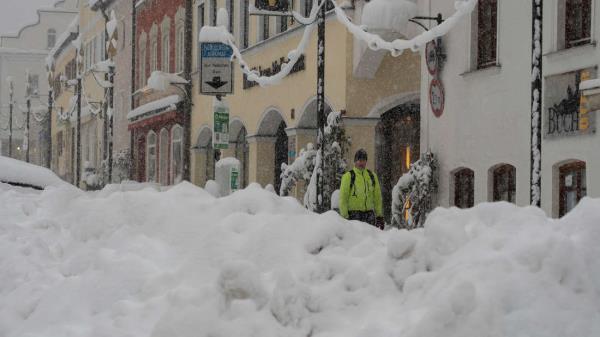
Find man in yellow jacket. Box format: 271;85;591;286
339;149;385;229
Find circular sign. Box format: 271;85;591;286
426;40;438;76
429;78;445;118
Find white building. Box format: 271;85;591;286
0;0;78;164
418;0;599;217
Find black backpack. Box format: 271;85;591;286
349;169;375;196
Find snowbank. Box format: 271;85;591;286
1;182;599;337
0;155;67;189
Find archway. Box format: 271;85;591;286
257;108;287;190
375;102;420;222
230;119;249;188
195;126;217;184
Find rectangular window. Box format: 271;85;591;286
277;16;288;34
227;0;234;33
477;0;497;69
57;131;64;157
261;16;270;40
241;0;249;48
304;0;313;17
198;3;205;32
454;169;474;209
139;47;146;88
211;0;217;26
30;75;39;96
566;0;592;48
162;33;170;72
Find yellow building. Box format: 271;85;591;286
48;16;78;183
190;0;420;217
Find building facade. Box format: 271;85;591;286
419;0;600;217
189;0;421;219
130;0;192;186
0;0;78;165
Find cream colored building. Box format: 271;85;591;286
191;0;421;218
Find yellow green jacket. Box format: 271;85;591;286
339;167;383;219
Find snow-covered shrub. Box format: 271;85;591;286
391;152;438;229
82;161;103;190
279;143;317;197
112;149;131;183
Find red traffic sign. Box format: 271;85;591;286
426;40;438;76
429;78;445;118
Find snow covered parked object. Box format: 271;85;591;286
204;179;221;197
1;182;600;337
0;155;67;189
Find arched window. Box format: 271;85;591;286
176;25;185;72
558;160;586;216
454;168;474;209
171;125;183;184
47;29;56;49
151;39;158;72
159;128;169;185
235;127;249;188
491;164;516;203
139;34;147;88
161;30;170;72
146;131;157;182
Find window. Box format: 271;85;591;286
477;0;497;69
260;16;270;41
227;0;234;33
492;164;516;203
176;26;184;72
559;161;586;216
30;75;39;96
139;37;147;88
146;131;157;182
47;29;56;49
171;125;183;184
197;3;205;32
57;131;64;157
211;0;217;26
241;0;249;48
277;16;288;34
151;39;158;72
454;168;474;208
566;0;592;48
162;30;170;72
304;0;313;17
159;128;169;185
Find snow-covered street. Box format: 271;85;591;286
1;182;599;337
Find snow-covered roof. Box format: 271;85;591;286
46;15;79;68
0;155;66;189
127;94;182;120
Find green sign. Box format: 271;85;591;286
230;167;239;191
213;105;229;149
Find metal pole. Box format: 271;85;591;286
47;89;53;168
108;65;114;182
26;96;30;163
183;0;193;182
76;77;82;187
316;0;326;213
531;0;542;207
8;90;13;158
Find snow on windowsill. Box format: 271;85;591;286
127;94;182;120
543;41;597;59
459;63;502;78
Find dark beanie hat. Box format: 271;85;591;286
354;148;368;162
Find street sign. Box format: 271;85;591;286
230;166;239;191
429;78;445;118
426;40;438;76
255;0;289;12
213;103;230;149
201;42;234;95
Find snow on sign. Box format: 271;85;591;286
426;40;438;76
201;43;234;95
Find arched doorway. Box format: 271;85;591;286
274;121;288;193
195;127;218;185
230;121;249;189
375;103;420;222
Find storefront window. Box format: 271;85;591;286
454;168;474;209
492;164;516;203
559;161;586;216
146;131;157;182
171;125;183;184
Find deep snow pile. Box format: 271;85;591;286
1;181;600;337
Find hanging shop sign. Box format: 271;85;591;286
213;103;230;149
230;166;239;191
201;42;234;95
243;54;305;90
429;78;445;118
544;68;597;138
255;0;290;12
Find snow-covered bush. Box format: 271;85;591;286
82;161;103;190
391;152;438;229
280;111;348;212
112;149;131;183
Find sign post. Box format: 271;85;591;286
200;42;234;95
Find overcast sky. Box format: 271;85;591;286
0;0;58;36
